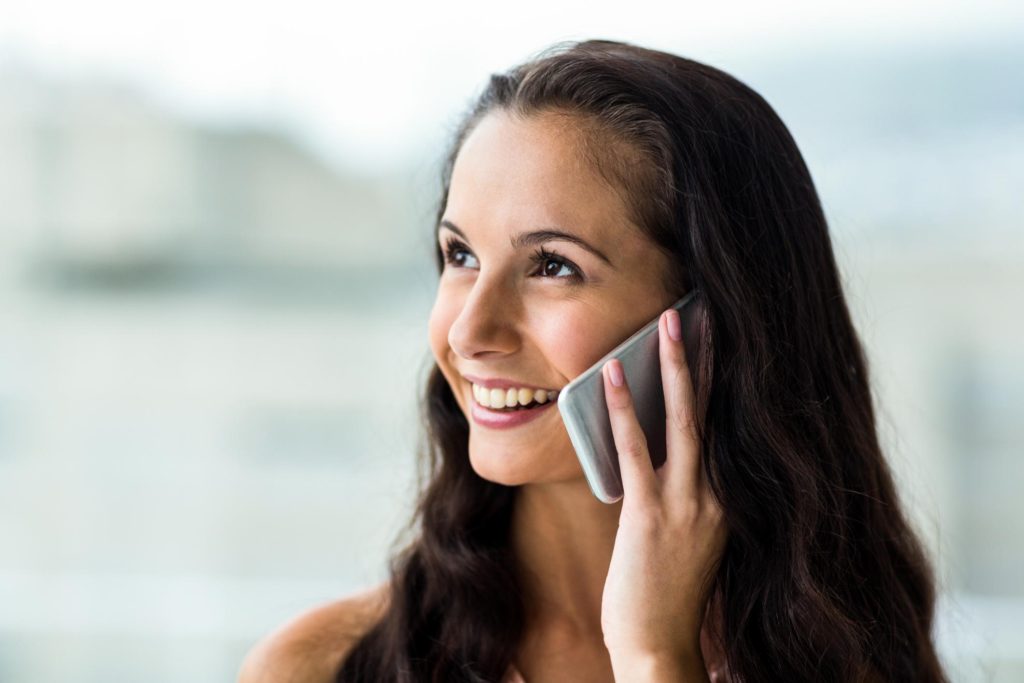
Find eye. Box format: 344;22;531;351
529;247;585;284
441;236;478;269
440;236;586;285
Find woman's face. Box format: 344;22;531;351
428;110;678;486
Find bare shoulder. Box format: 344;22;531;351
237;581;391;683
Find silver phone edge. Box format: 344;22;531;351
557;391;622;504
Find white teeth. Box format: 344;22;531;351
470;382;558;409
489;387;506;409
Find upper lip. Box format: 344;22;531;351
461;373;557;392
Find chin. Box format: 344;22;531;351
467;443;584;487
467;448;537;486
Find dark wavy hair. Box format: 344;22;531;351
336;39;947;682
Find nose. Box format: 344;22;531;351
447;275;521;360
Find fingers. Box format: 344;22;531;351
603;358;658;502
659;308;702;496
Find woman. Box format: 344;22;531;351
240;39;948;682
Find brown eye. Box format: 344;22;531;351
530;247;585;284
442;237;478;269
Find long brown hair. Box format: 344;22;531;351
336;39;948;682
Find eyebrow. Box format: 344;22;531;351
437;219;614;267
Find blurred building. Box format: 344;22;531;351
0;65;437;682
0;64;427;287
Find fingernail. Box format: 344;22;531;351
667;309;682;342
606;360;624;387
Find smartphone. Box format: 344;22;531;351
556;289;705;503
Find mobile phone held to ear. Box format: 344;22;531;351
556;290;706;504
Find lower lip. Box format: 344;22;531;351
469;392;558;429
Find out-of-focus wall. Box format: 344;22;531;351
0;25;1021;683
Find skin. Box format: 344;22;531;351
428;109;728;682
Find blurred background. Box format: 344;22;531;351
0;1;1022;681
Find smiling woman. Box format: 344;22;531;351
239;38;949;683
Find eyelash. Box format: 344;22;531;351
441;236;585;284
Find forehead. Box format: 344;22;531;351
444;110;644;251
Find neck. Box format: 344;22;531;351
510;478;622;641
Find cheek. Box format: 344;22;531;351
533;308;620;379
427;294;458;363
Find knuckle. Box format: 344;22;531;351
607;392;633;410
621;434;648;456
602;387;626;409
624;501;662;529
666;405;695;435
673;499;701;524
706;501;726;524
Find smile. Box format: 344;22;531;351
471;382;558;410
467;382;559;429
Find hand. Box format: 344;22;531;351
599;306;728;669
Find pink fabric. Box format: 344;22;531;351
505;662;725;682
504;665;526;683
